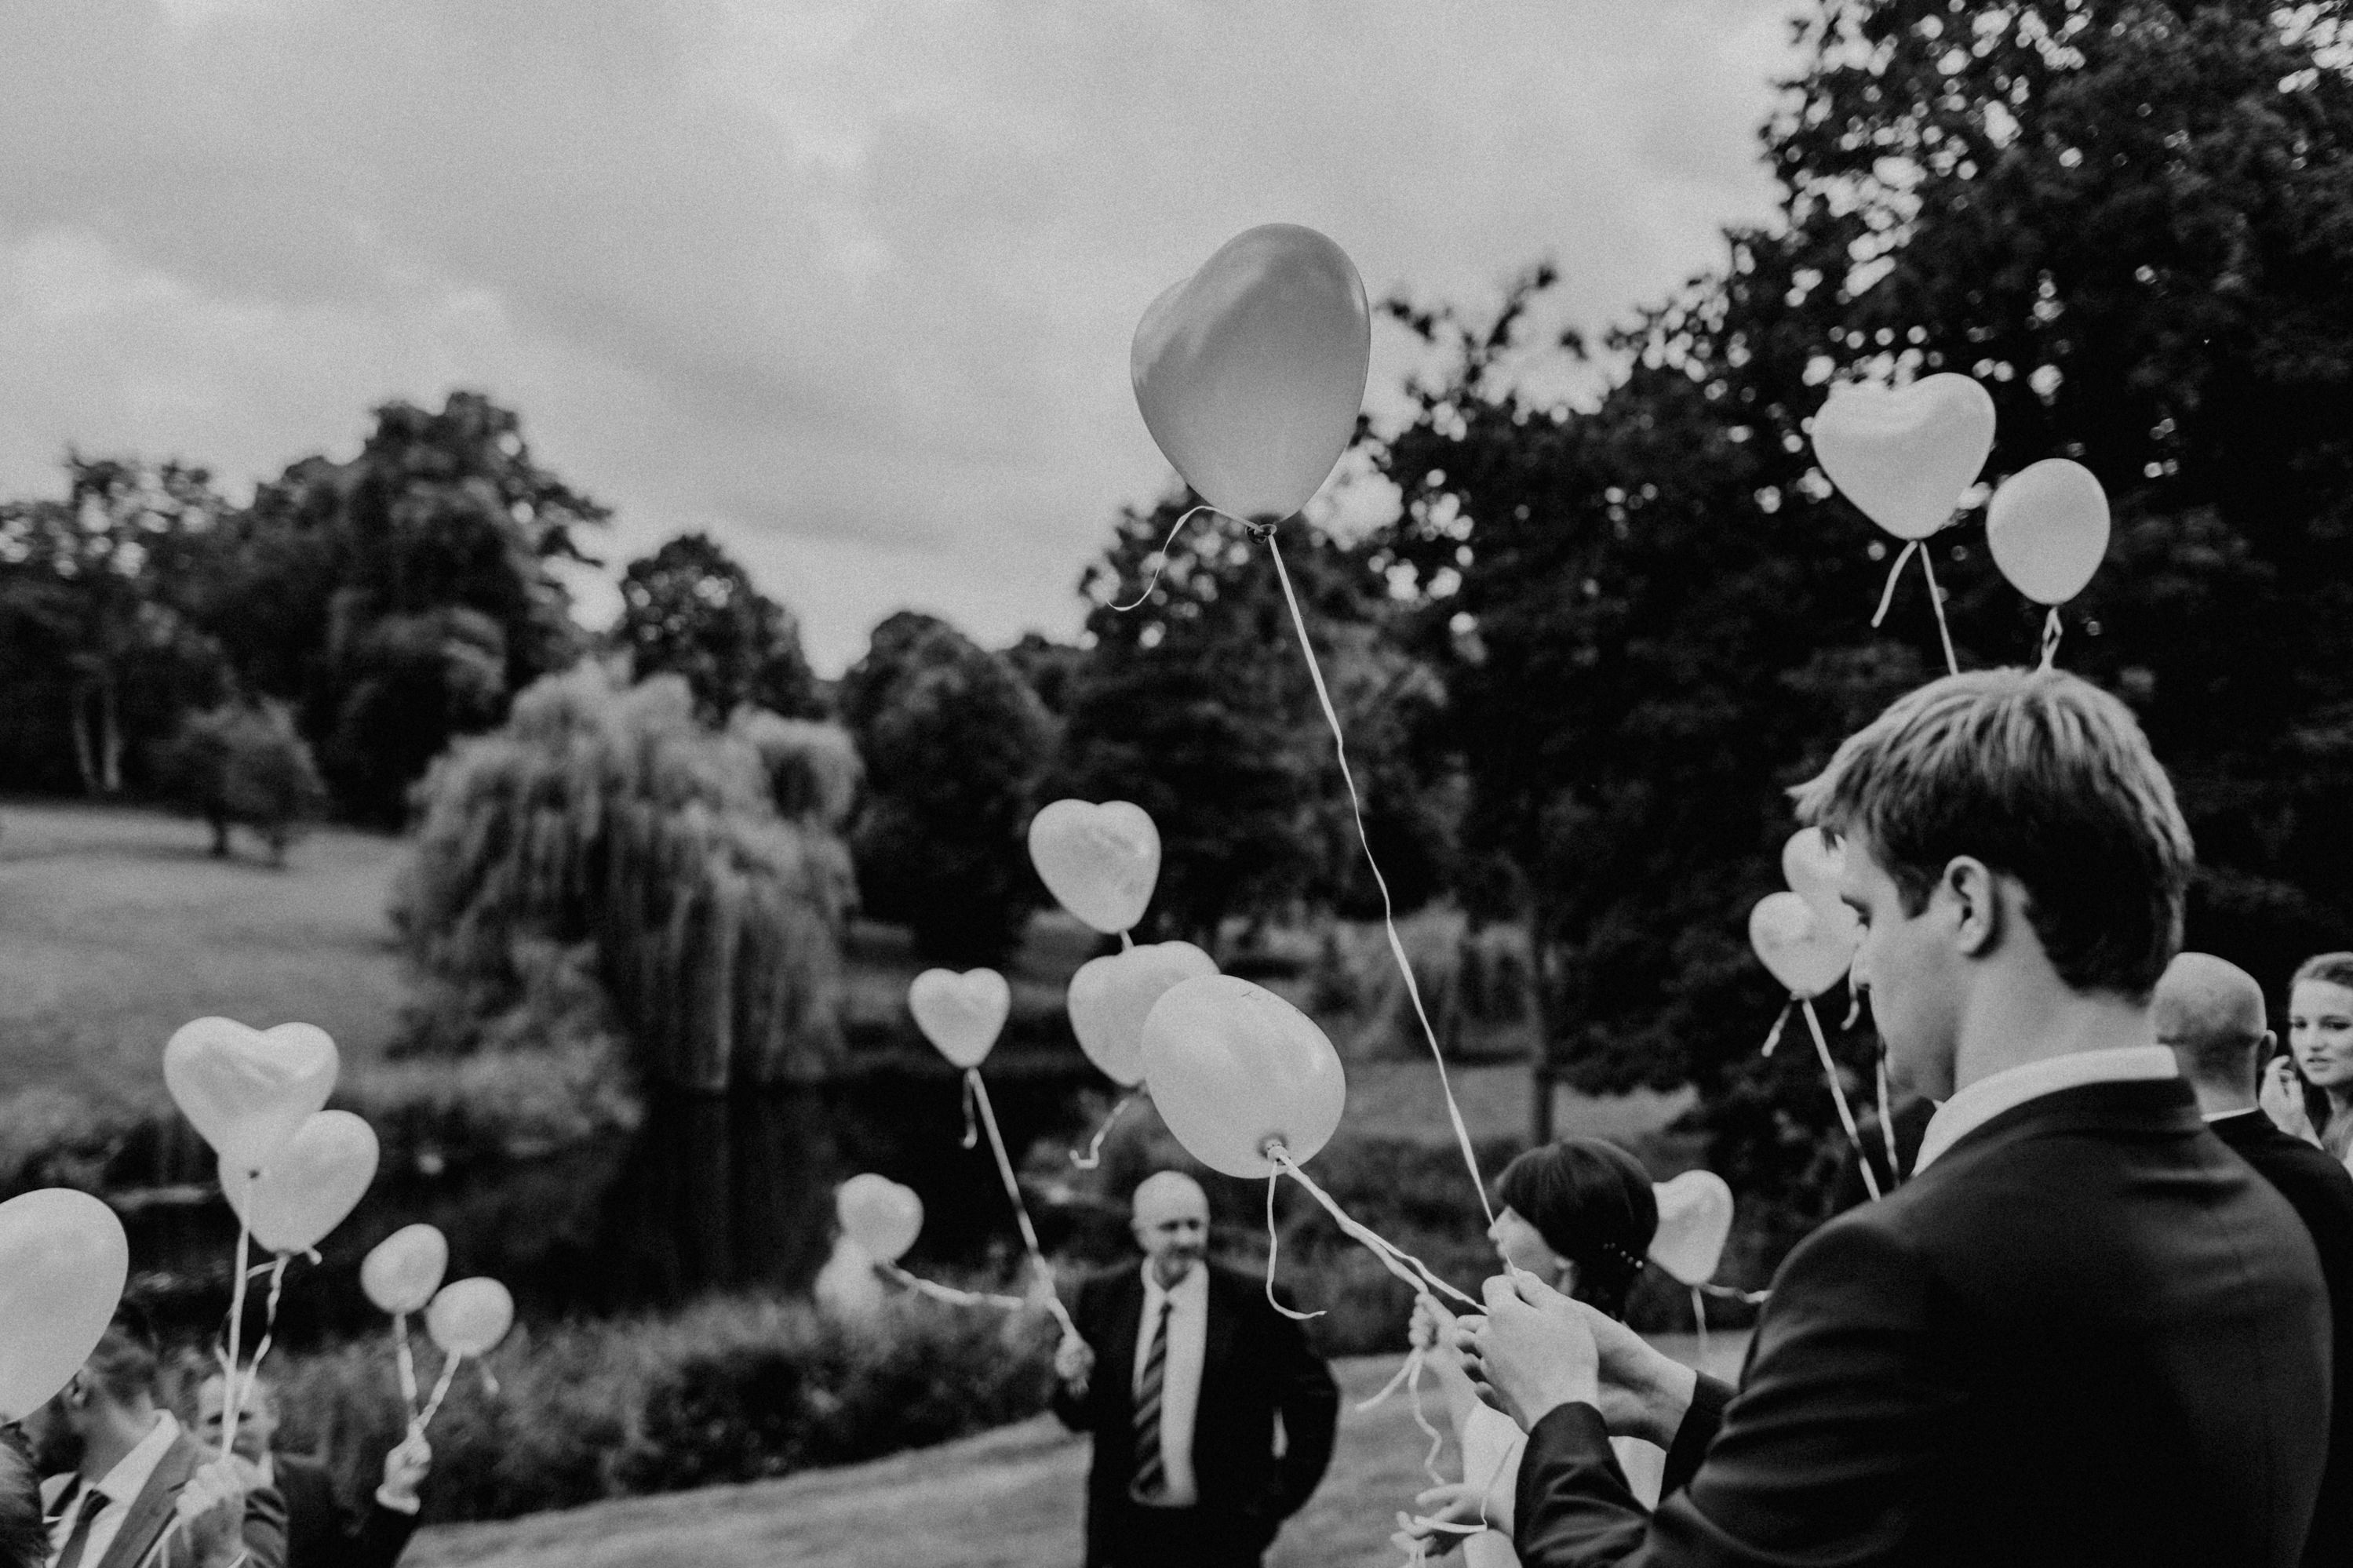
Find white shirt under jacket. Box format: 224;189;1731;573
41;1410;182;1568
1131;1259;1209;1508
1910;1044;2179;1174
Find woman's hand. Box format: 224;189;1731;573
2262;1057;2322;1146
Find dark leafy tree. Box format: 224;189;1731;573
617;533;822;723
153;699;330;864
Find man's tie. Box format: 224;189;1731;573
53;1484;107;1568
1130;1297;1171;1503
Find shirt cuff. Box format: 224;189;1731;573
373;1486;423;1515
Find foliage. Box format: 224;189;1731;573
837;612;1053;965
151;699;329;864
617;532;823;724
1373;0;2353;1222
728;707;863;829
395;664;857;1090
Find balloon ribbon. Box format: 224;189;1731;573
392;1312;420;1418
1868;537;1960;678
1758;998;1794;1058
1262;1143;1480;1319
875;1259;1030;1312
1800;998;1881;1200
1067;1087;1139;1170
1105;504;1216;612
1875;1047;1903;1187
2038;606;2063;671
965;1068;1079;1339
413;1352;464;1437
214;1202;254;1460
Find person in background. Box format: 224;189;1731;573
0;1443;45;1568
194;1373;428;1568
2156;951;2353;1568
2262;952;2353;1173
1051;1170;1339;1568
23;1320;284;1568
1414;1138;1667;1568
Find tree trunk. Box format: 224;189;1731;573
209;814;231;857
98;671;122;795
69;682;98;795
1528;923;1557;1147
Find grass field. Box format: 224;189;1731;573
0;800;412;1111
406;1337;1750;1568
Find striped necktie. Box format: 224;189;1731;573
54;1483;107;1568
1130;1297;1172;1503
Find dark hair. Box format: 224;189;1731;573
0;1442;42;1568
1495;1138;1658;1321
82;1319;159;1410
1790;668;2192;999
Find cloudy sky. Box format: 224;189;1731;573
0;0;1796;674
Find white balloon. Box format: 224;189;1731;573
1749;892;1861;1000
1028;800;1161;934
1649;1170;1736;1286
907;969;1011;1069
220;1109;378;1254
1067;941;1218;1088
361;1224;450;1315
1986;458;2111;605
814;1234;887;1321
1812;373;1995;540
836;1174;923;1264
164;1018;338;1176
426;1277;515;1358
1780;828;1847;922
1142;975;1346;1180
0;1189;129;1420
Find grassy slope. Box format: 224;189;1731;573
0;801;411;1111
407;1337;1750;1568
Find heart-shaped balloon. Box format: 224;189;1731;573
0;1188;129;1420
1142;974;1346;1179
1068;941;1219;1088
814;1233;887;1321
1131;224;1372;522
426;1277;515;1358
1648;1170;1736;1286
165;1018;339;1176
1986;458;2110;606
1780;828;1848;922
1029;799;1162;935
220;1110;379;1255
836;1174;923;1264
1748;891;1861;1000
1812;373;1995;540
361;1224;450;1315
908;969;1011;1069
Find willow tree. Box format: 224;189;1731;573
395;664;859;1090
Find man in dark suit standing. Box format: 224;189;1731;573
24;1322;286;1568
195;1372;428;1568
1051;1170;1339;1568
2155;951;2353;1568
1422;669;2331;1567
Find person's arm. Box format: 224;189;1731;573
348;1438;429;1568
1267;1286;1340;1519
237;1474;289;1568
1049;1280;1098;1432
1513;1217;1951;1567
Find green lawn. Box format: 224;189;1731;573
0;800;412;1112
406;1337;1750;1568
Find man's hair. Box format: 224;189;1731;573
1495;1137;1659;1322
0;1442;43;1568
2293;952;2353;993
82;1319;159;1410
1790;668;2191;999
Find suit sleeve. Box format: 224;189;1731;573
240;1479;290;1568
1050;1275;1100;1432
1266;1286;1339;1519
1514;1216;1955;1566
348;1498;422;1568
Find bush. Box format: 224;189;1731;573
152;699;328;864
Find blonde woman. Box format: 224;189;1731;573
2265;952;2353;1174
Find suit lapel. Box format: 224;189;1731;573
95;1433;197;1568
1101;1270;1146;1410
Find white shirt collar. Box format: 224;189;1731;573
96;1410;181;1508
1913;1046;2177;1173
1138;1259;1206;1308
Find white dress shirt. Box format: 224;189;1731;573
42;1410;181;1568
1131;1260;1209;1508
1457;1397;1663;1566
1913;1045;2178;1174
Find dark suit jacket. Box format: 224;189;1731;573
271;1453;418;1568
1051;1261;1339;1566
1513;1079;2332;1567
84;1428;286;1568
2208;1108;2353;1568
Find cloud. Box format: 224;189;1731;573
0;0;1794;671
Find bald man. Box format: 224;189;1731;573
2158;952;2353;1568
1050;1171;1337;1568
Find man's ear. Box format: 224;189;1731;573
1942;857;2003;958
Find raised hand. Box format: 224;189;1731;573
1053;1333;1095;1392
176;1456;250;1568
2262;1057;2322;1145
381;1432;432;1508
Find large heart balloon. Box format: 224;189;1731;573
0;1189;129;1420
1749;892;1861;1000
1142;975;1346;1179
1131;224;1372;523
836;1174;923;1264
426;1278;515;1358
1648;1170;1736;1286
814;1234;887;1321
908;969;1011;1069
1812;373;1995;540
1028;799;1162;935
361;1224;450;1315
1780;828;1848;923
165;1018;338;1176
1986;458;2110;606
220;1110;379;1255
1067;940;1219;1088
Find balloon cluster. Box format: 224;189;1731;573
359;1224;513;1434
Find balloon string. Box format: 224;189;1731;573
1875;1047;1903;1187
236;1254;292;1417
1696;1280;1772;1304
1267;1144;1480;1309
1119;930;1135;951
1693;1286;1709;1361
1759;998;1794;1058
1355;1348;1447;1487
967;1069;1078;1339
2038;606;2063;671
217;1206;253;1461
1266;533;1495;1228
412;1352;463;1438
960;1071;979;1151
1107;504;1217;612
1264;1170;1322;1322
1068;1088;1138;1170
876;1259;1031;1312
1841;974;1863;1031
1869;540;1919;627
392;1313;419;1417
1801;998;1881;1200
1917;548;1961;677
